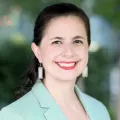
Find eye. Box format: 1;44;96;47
73;40;83;44
52;40;62;44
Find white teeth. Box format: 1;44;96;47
57;63;75;67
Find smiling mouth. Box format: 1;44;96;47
55;61;77;70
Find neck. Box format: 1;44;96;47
43;76;77;103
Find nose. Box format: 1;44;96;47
61;45;75;58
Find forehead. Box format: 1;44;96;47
43;15;87;38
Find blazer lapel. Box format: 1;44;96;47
74;85;95;120
32;80;96;120
43;104;67;120
31;81;67;120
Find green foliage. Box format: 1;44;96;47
93;0;120;28
84;48;110;107
83;48;114;119
0;40;32;104
0;0;82;21
1;0;120;28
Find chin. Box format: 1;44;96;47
56;76;77;82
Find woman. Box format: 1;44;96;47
0;3;110;120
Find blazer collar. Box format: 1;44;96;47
74;85;95;120
32;80;54;108
32;80;94;120
31;81;67;120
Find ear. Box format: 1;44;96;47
31;43;42;63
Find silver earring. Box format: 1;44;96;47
38;63;43;80
82;66;88;78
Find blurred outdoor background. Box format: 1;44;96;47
0;0;120;120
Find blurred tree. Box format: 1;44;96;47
83;48;110;107
0;39;32;104
1;0;120;27
93;0;120;28
0;0;83;21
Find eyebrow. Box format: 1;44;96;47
50;35;85;40
72;35;85;40
50;36;64;40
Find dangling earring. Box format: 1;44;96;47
38;63;43;80
82;66;88;78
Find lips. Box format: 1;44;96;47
55;61;77;70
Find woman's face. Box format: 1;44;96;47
32;15;89;82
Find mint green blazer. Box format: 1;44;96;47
0;81;110;120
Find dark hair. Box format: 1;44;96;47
15;2;91;99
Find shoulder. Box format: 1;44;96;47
81;92;111;120
75;85;110;119
0;91;44;120
0;105;23;120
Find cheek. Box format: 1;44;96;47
83;49;89;64
41;46;63;61
83;49;88;58
76;46;88;57
83;49;88;62
47;46;64;55
77;47;89;66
